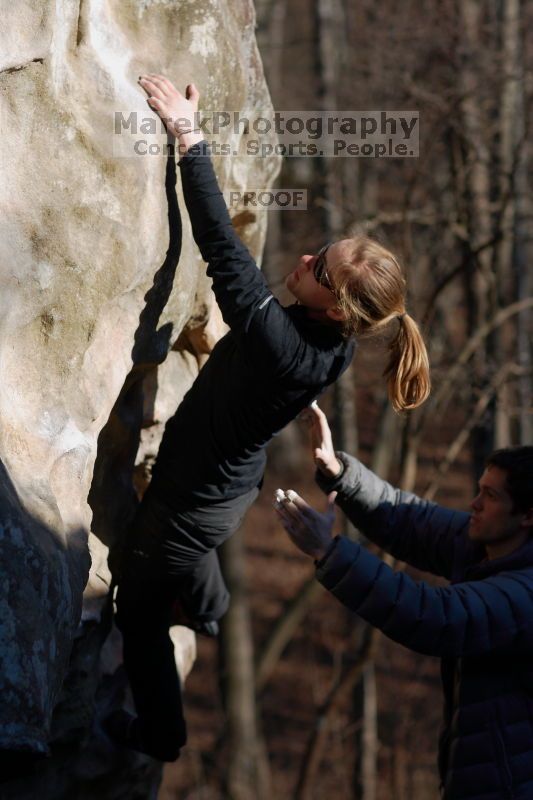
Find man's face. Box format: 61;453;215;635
469;465;529;548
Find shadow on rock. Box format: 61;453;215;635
88;152;183;564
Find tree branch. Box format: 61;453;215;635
255;578;324;693
295;626;380;800
424;363;529;500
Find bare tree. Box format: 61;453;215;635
219;527;271;800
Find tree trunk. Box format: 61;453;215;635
219;528;271;800
458;0;495;326
493;0;526;446
498;0;533;443
361;663;378;800
457;0;497;468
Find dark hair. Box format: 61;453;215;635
485;446;533;513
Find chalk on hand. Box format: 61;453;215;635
274;488;287;509
310;400;318;409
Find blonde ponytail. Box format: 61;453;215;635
328;236;431;412
383;313;430;411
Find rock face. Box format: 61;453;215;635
0;0;279;792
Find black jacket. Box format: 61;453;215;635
316;452;533;800
152;143;355;505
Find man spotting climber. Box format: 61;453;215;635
108;75;430;761
276;404;533;800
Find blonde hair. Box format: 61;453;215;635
331;236;430;412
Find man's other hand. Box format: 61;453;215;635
275;489;337;560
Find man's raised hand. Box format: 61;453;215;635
304;402;342;479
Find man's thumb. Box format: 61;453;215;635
314;447;327;465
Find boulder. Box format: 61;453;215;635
0;0;279;792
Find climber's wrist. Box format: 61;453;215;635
176;129;205;158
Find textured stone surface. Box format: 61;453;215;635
0;0;279;790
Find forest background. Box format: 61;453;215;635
160;0;532;798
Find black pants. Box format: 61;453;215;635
115;484;259;759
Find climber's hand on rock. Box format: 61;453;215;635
138;74;203;152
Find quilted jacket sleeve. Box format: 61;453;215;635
316;537;533;657
316;453;470;580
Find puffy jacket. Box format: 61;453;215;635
316;452;533;800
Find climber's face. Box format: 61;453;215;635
286;241;346;323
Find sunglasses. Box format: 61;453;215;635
313;243;333;291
